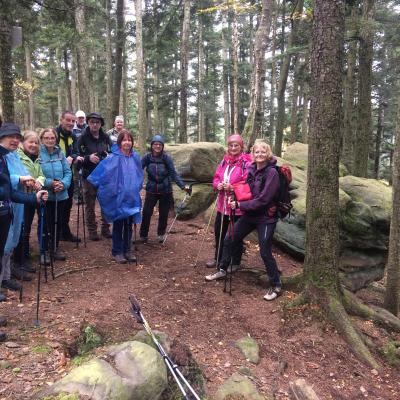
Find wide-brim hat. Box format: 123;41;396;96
0;122;22;139
86;112;105;126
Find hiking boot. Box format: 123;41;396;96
89;231;100;241
40;254;51;265
113;254;127;264
101;228;112;239
20;259;36;273
263;286;282;301
227;264;241;273
0;316;7;327
137;236;148;243
53;249;66;261
205;269;226;281
2;279;22;292
11;267;32;281
157;234;166;243
0;293;6;302
0;332;6;342
124;251;137;263
206;260;216;268
61;233;81;243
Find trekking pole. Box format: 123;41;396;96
133;223;138;266
76;177;80;249
162;186;192;246
193;196;218;268
129;295;201;400
224;203;236;296
35;202;46;326
79;170;87;247
19;222;25;303
215;193;226;270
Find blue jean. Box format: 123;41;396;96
220;216;281;287
112;217;133;256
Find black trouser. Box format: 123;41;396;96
13;203;38;264
41;200;66;251
220;216;281;287
0;213;12;277
214;212;243;265
140;192;172;237
61;179;74;237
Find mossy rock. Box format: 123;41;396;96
214;373;266;400
132;330;171;353
235;337;260;364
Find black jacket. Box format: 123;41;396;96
55;125;76;160
77;127;112;178
0;145;36;216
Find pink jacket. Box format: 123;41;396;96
213;152;252;215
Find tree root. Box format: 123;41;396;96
342;289;400;332
55;265;107;279
282;273;304;291
324;292;380;370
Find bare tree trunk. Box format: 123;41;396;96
289;56;301;144
63;49;73;110
179;0;190;143
135;0;147;152
301;89;309;143
222;14;230;141
0;15;14;121
373;99;385;179
112;0;125;119
74;0;90;112
105;0;113;128
353;0;374;178
198;15;206;142
232;12;239;134
71;47;77;110
121;46;128;118
56;48;64;118
25;44;35;129
384;94;400;314
269;0;278;145
242;0;273;149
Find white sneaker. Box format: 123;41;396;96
157;234;166;243
227;264;240;273
205;269;226;281
263;286;282;301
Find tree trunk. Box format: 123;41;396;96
179;0;190;143
105;0;113;128
269;0;278;146
275;0;304;156
373;100;385;179
232;12;239;134
0;15;14;121
74;0;90;112
222;14;230;141
121;47;128;119
112;0;125;120
289;55;301;144
353;0;374;178
242;0;273;150
71;47;77;110
305;0;377;369
198;15;206;142
56;47;64;117
383;94;400;315
63;49;73;111
135;0;147;152
25;44;35;129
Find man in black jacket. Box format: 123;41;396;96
77;112;112;241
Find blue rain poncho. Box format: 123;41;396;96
5;150;29;254
87;145;144;223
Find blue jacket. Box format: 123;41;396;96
39;145;72;201
0;145;36;217
141;152;185;194
88;145;143;223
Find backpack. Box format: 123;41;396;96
273;165;293;219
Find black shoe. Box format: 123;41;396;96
21;263;36;273
102;230;112;239
0;293;6;302
2;279;22;292
61;233;81;243
11;268;32;281
0;316;7;327
124;251;137;263
53;249;66;261
89;232;100;241
40;254;51;265
0;332;6;342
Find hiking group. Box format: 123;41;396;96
0;110;289;343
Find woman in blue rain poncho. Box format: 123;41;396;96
88;129;143;264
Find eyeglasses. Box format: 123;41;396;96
89;120;101;124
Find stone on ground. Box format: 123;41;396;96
214;373;266;400
235;336;260;364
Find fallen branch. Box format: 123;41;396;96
55;265;108;279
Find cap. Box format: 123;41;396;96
0;123;22;139
86;112;105;127
75;110;86;118
227;134;244;148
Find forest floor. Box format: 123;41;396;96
0;204;400;400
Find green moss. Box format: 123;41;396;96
315;166;330;180
310;208;321;221
71;354;91;366
40;393;80;400
381;341;400;367
32;344;52;354
77;325;103;355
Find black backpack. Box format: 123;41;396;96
274;165;293;219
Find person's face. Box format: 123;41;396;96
60;113;76;132
88;119;101;134
41;131;57;150
228;142;242;156
120;135;133;152
253;146;269;164
77;116;85;126
151;141;163;155
0;134;21;151
115;120;124;131
23;136;39;155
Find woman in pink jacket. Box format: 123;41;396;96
206;134;252;270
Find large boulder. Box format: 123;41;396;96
38;341;168;400
274;142;391;291
165;142;225;183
